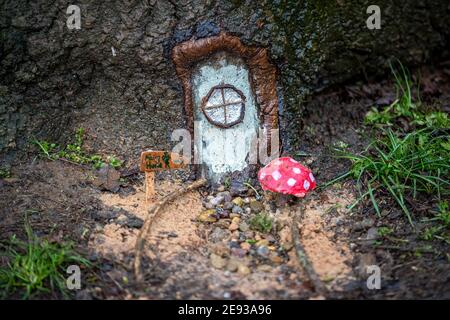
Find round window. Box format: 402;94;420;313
201;84;246;128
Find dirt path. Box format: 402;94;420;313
85;175;359;299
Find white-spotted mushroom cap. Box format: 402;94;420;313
258;157;316;197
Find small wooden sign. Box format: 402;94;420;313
140;150;187;203
140;150;186;172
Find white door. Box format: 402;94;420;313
192;52;259;182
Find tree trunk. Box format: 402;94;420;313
1;0;449;164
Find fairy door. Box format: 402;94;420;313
192;52;259;182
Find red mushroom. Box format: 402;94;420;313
258;157;316;197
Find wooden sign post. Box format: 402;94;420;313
140;150;186;203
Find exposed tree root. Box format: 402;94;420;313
133;178;207;282
290;208;327;296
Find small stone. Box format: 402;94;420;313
217;185;226;192
362;218;375;228
250;200;264;213
231;247;247;258
204;202;215;209
366;227;379;241
239;222;249;232
210;243;230;256
230;213;240;219
230;182;248;197
126;216;144;229
116;214;127;224
93;165;121;192
240;242;251;251
244;230;254;239
232;206;244;214
229;240;240;249
237;264;251;275
210;196;225;207
209;227;231;243
197;209;217;223
210;253;227;269
216;208;229;219
256;264;272;272
270;254;283;264
226;258;239;272
231;216;240;224
229;223;239;231
232;197;245;207
223;202;234;210
257;245;270;257
218;191;232;203
256;239;269;247
244;207;252;215
93;210;119;221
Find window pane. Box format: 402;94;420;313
205;89;223;107
225;104;242;124
205;107;225;124
223;88;242;104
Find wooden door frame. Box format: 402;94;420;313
171;32;279;155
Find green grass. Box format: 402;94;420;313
327;62;449;225
249;213;273;233
0;222;90;299
0;167;11;179
33;128;123;169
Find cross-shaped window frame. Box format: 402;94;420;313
200;84;246;128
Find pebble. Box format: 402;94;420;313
257;264;272;272
240;242;251;251
210;243;230;256
230;212;241;219
210;195;225;206
230;182;248;196
209;227;231;243
250;200;264;213
229;222;239;231
231;248;247;258
232;197;245;207
237;264;251;275
197;209;217;223
93;209;120;221
270;254;283;264
223;202;234;210
244;230;254;239
232;206;243;214
239;222;249;232
256;239;269;247
229;240;241;249
210;253;227;269
203;201;215;209
226;259;239;272
366;227;379;241
218;191;232;203
257;245;270;257
125;216;144;229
